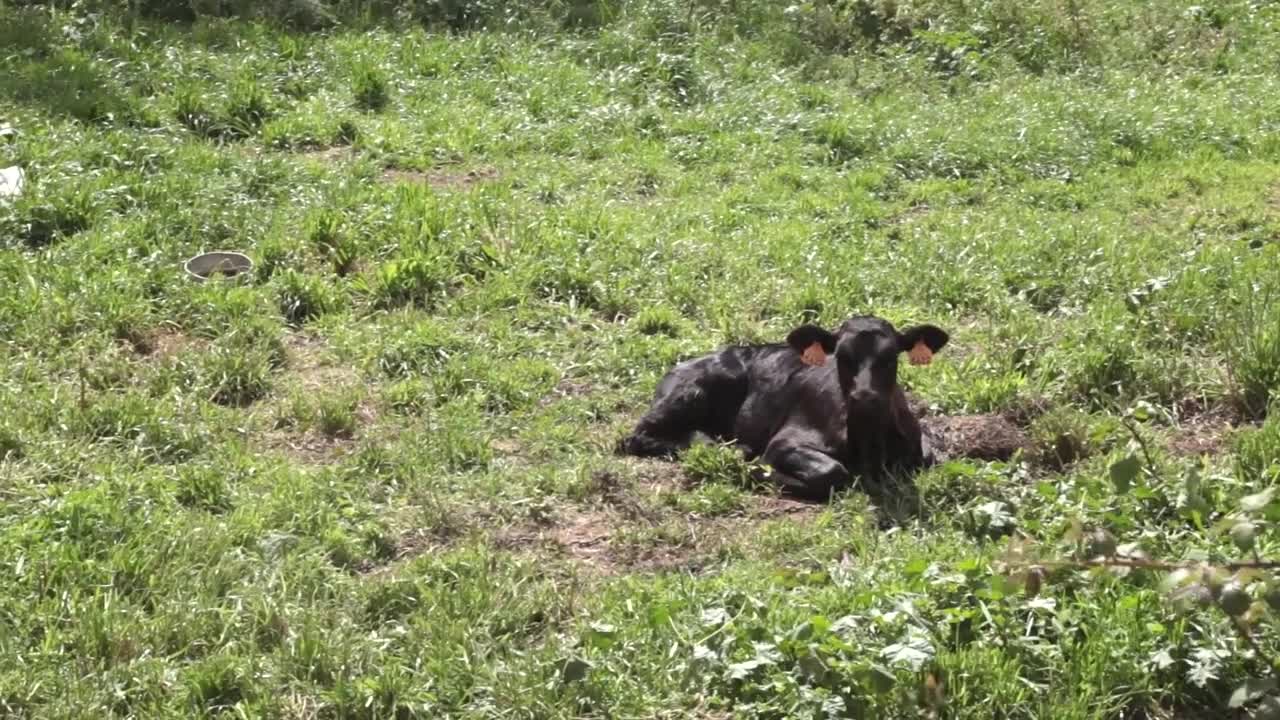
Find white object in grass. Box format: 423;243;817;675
0;166;23;201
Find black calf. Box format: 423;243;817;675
618;315;949;501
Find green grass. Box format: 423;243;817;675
3;0;1280;717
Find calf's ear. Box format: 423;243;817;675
897;324;949;366
786;325;839;367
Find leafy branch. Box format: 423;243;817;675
995;438;1280;717
1021;556;1280;573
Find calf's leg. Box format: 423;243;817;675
618;353;750;458
763;441;851;502
617;382;713;458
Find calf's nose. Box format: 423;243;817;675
849;389;883;410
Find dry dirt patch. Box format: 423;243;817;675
1168;403;1240;457
926;413;1029;461
490;465;824;576
381;165;499;190
258;427;356;466
493;508;620;573
887;201;931;225
284;331;358;391
255;332;371;465
538;375;598;408
298;145;356;166
134;327;208;358
360;526;462;578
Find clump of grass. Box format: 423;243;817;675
202;345;274;406
253;237;305;282
275;269;338;325
272;387;363;439
174;86;218;137
307;209;342;248
175;465;233;513
13;47;141;124
461;357;559;414
810;117;869;164
352;64;390;112
197;320;282;407
361;577;423;625
1041;315;1141;408
328;665;430;718
381;378;431;415
1222;280;1280;421
306;210;359;276
1234;413;1280;483
633;305;681;337
423;397;493;472
13;184;97;248
375;318;462;378
362;256;448;309
1027;406;1106;470
663;482;748;517
73;392;204;462
316;391;360;438
680;442;768;490
223;78;271;138
532;266;602;310
784;285;826;324
0;6;56;56
917;460;1011;514
0;424;23;462
272;390;313;431
334;118;360;145
184;655;257;714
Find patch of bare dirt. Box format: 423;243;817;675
255;398;380;466
490;471;821;578
298;145;356;166
380;165;499;190
251;332;374;465
549;510;618;568
621;456;684;492
360;525;462;578
261;333;366;461
368;410;1036;580
538;376;598;408
749;494;822;520
887;202;931;225
513;510;703;575
134;327;208;359
493;508;621;573
581;469;656;521
284;331;358;392
926;413;1029;462
1168;404;1239;457
492;438;525;456
259;427;356;466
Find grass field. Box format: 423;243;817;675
3;0;1280;717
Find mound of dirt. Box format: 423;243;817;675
926;413;1028;462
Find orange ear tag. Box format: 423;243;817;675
801;342;827;367
908;341;934;366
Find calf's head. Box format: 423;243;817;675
786;317;949;468
787;318;948;407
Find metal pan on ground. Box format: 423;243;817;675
185;251;253;282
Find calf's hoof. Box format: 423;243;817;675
615;433;678;458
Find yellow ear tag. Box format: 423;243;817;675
801;342;827;367
908;341;934;366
